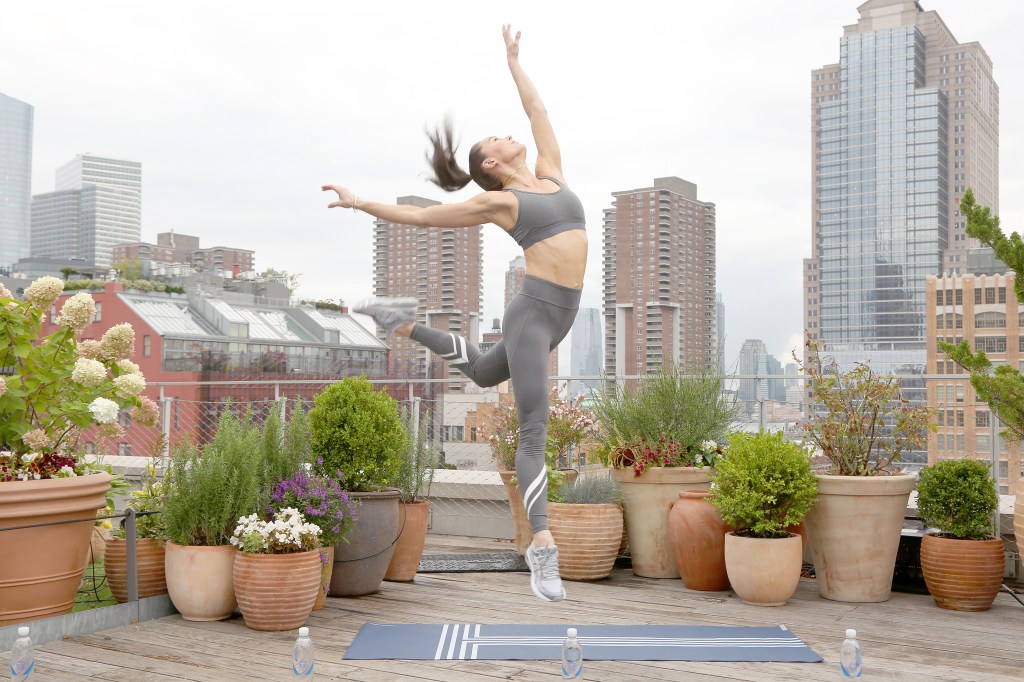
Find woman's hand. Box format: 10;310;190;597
321;184;358;209
503;24;520;62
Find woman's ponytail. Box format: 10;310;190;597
425;116;502;192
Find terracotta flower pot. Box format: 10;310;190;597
548;502;623;580
803;473;915;603
668;491;733;591
233;549;321;631
724;532;803;606
610;467;713;578
164;542;238;621
104;538;167;603
313;546;335;611
0;472;112;626
920;534;1005;612
499;471;533;556
330;489;400;597
385;500;431;582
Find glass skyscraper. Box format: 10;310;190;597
0;93;34;271
569;307;603;396
805;1;998;439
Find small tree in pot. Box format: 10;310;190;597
916;459;1003;611
709;431;817;606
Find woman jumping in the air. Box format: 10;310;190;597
322;25;586;602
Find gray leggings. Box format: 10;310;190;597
411;275;581;533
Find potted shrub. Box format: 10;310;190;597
709;432;818;606
269;466;358;609
162;406;307;621
385;405;438;582
309;377;409;597
916;459;1003;611
231;508;323;631
796;336;933;602
939;189;1024;556
547;475;624;580
105;455;169;604
591;365;740;578
486;388;597;556
0;278;149;626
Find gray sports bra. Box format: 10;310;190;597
502;177;586;250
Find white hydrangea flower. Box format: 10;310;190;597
0;283;11;299
88;397;120;424
100;323;135;361
77;339;104;360
23;276;64;310
56;293;96;332
117;359;141;375
72;358;107;387
22;429;53;452
0;377;7;398
113;372;146;398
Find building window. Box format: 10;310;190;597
937;385;945;403
937;411;945;426
956;409;964;427
94;302;102;322
936;290;944;305
985;287;996;304
999;460;1009;479
977;411;990;428
975;312;1006;329
955;434;965;452
975;434;991;453
117;443;133;456
143;335;151;357
976;336;1006;353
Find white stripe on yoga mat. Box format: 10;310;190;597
433;624;450;660
446;624;460;660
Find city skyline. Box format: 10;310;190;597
2;1;1022;371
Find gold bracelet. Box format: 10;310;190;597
352;196;360;212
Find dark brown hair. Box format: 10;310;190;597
426;117;502;192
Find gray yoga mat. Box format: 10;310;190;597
344;623;823;662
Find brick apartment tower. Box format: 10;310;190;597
603;177;717;377
804;0;998;419
504;256;558;386
372;196;483;391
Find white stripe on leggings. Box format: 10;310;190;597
522;469;547;520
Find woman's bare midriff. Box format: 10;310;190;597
522;230;588;289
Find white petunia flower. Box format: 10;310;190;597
88;397;120;424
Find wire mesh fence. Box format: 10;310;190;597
87;374;1022;530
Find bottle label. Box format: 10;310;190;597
11;659;35;677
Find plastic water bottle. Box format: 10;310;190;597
840;628;862;678
292;626;314;678
561;627;582;679
10;626;34;680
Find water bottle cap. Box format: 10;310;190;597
846;628;857;638
299;627;309;637
567;628;577;638
18;626;29;637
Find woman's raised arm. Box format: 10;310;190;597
503;25;563;181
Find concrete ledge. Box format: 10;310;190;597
0;595;176;653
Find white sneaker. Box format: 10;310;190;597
525;543;566;602
352;297;418;334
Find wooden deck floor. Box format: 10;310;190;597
4;538;1023;681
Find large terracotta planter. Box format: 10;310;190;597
499;471;533;556
385;500;431;582
164;542;238;621
610;467;713;578
920;534;1005;612
233;549;321;631
547;502;623;580
0;472;112;626
313;546;334;611
803;473;915;603
104;538;167;603
330;489;399;597
724;532;803;606
668;491;733;591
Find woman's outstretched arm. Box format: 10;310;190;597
503;24;563;181
321;184;512;228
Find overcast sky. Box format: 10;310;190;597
4;0;1023;373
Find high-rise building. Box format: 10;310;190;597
0;93;34;271
603;177;717;377
372;196;483;390
804;1;998;426
569;308;603;396
31;154;142;269
739;339;767;413
504;255;559;386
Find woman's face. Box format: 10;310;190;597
480;135;525;165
